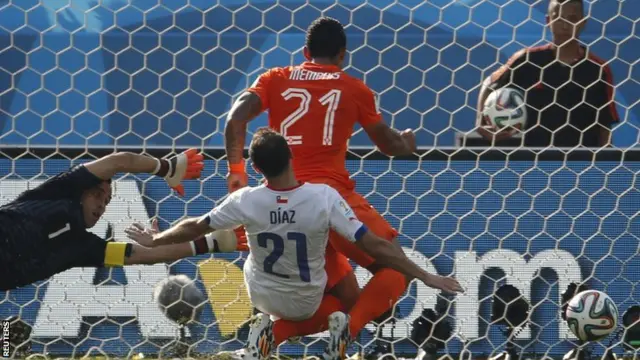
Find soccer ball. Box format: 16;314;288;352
566;290;619;342
482;87;527;129
153;274;206;325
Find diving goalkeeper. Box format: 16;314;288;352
0;149;222;291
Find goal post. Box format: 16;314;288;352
0;0;638;359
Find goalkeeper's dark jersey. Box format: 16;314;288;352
0;165;110;290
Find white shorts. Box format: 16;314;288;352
246;281;321;321
243;262;323;321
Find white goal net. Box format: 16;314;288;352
0;0;638;359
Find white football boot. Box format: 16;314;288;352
323;311;351;360
244;313;275;360
216;313;274;360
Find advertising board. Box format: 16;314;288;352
1;158;636;357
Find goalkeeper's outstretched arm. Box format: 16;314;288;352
82;149;204;196
100;231;237;267
84;149;202;180
123;242;195;265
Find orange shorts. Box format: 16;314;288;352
328;188;398;269
324;242;353;291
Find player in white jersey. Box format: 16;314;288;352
126;128;462;359
215;177;365;320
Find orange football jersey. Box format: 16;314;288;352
247;62;381;189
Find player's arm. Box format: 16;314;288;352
40;150;203;200
476;49;527;141
83;152;163;181
147;216;212;246
363;122;416;156
225;92;264;165
224;71;273;192
82;150;204;196
356;85;415;156
80;233;236;268
112;241;195;265
144;214;238;253
129;189;247;248
355;231;429;281
327;190;463;293
352;227;462;294
593;63;619;147
123;229;238;264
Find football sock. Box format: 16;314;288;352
347;268;408;339
272;294;343;345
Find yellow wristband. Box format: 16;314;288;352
228;160;246;174
104;242;128;267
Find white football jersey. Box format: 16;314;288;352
205;182;366;296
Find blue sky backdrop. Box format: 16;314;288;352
0;0;637;148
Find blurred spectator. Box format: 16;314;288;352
474;0;619;148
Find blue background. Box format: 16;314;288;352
1;158;639;357
0;0;638;149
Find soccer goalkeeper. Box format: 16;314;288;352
0;149;219;291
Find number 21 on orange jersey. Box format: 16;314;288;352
280;88;341;146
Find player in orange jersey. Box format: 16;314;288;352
224;17;462;359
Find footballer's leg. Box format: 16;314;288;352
234;226;249;251
217;312;274;360
271;293;343;346
269;243;355;344
329;191;409;342
245;313;275;360
324;237;360;312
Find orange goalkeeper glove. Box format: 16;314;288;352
154;148;205;196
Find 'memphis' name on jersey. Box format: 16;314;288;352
270;208;296;224
289;68;341;81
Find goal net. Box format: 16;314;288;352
0;0;638;359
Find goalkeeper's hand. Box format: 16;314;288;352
157;148;205;196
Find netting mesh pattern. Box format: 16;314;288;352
1;159;639;357
0;0;638;148
0;0;639;358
